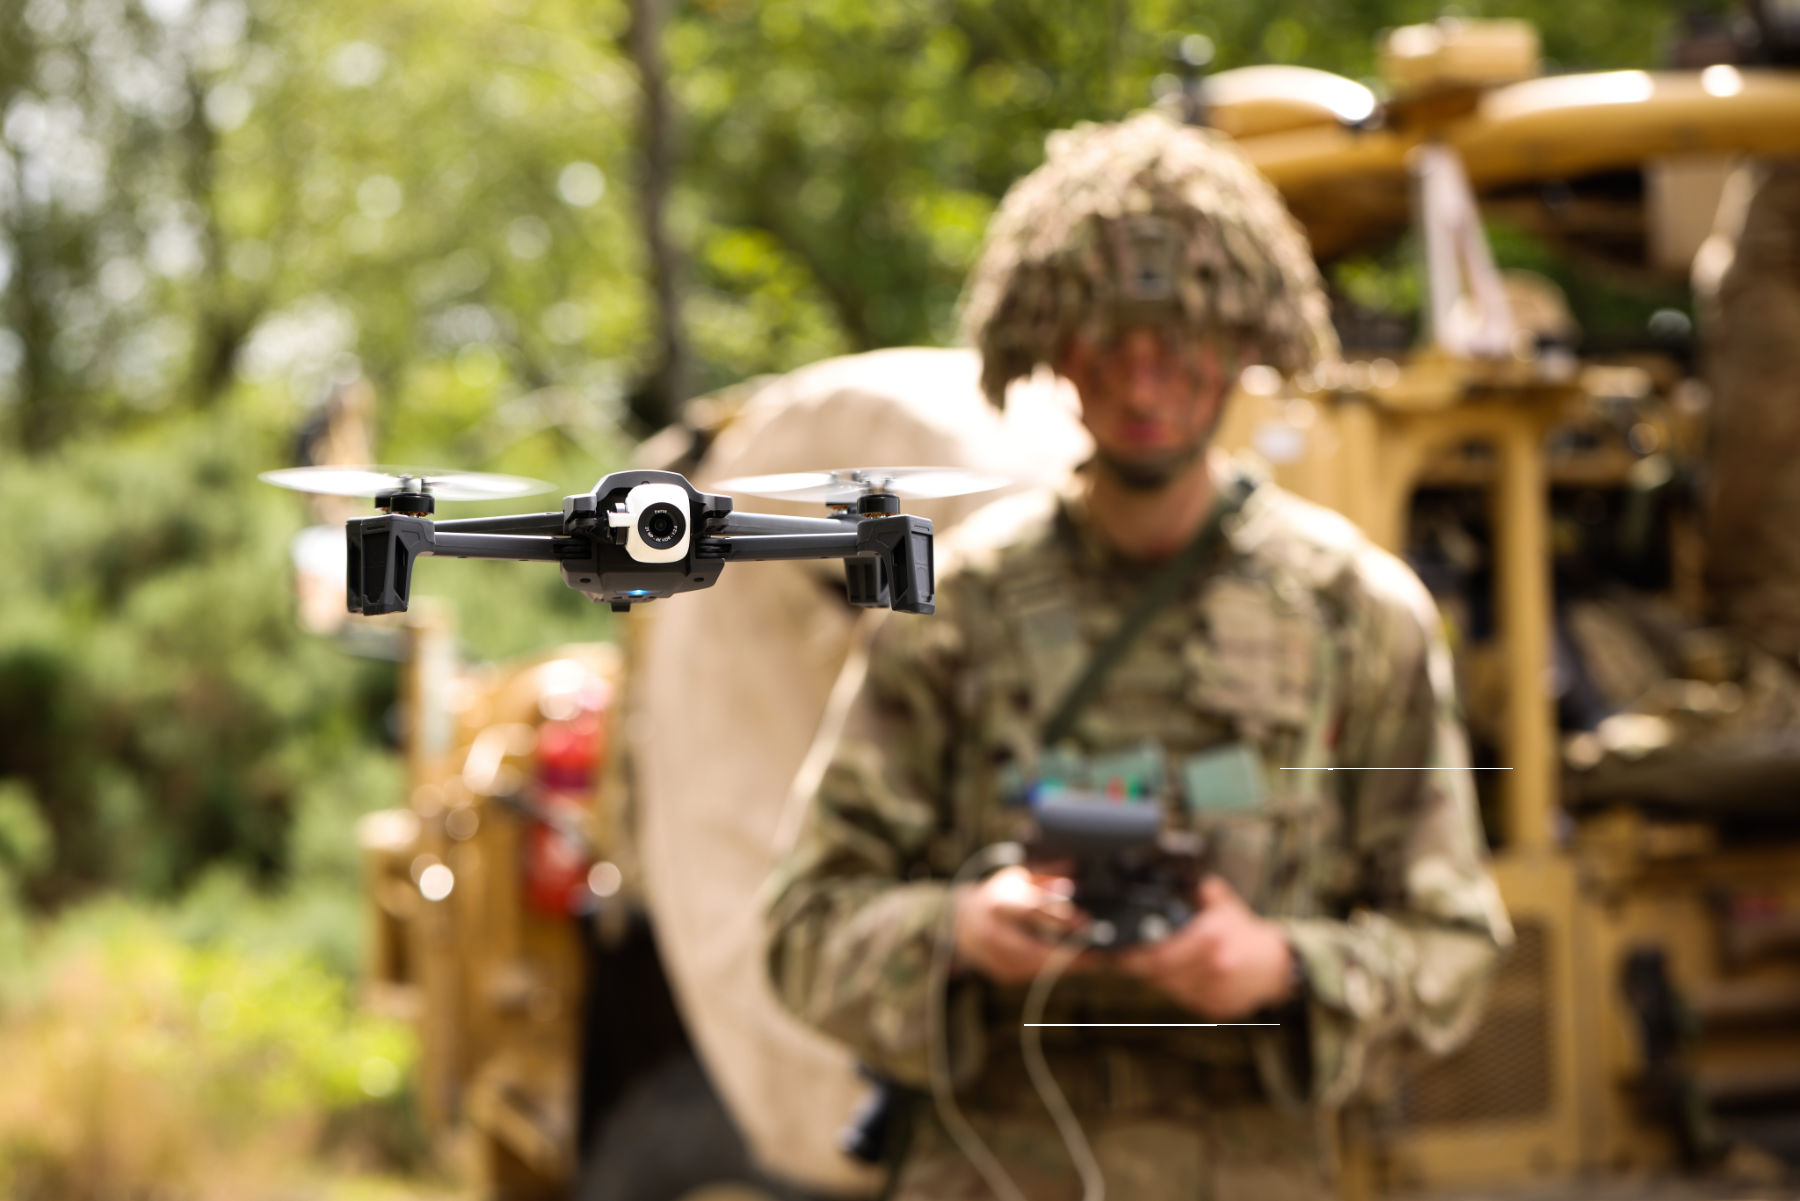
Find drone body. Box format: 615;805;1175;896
262;465;991;616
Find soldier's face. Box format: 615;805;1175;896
1058;327;1232;491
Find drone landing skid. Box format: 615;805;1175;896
345;516;571;616
702;516;933;614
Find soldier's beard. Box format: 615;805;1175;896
1094;440;1208;491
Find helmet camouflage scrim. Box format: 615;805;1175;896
961;112;1339;406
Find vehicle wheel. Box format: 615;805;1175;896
576;1052;805;1201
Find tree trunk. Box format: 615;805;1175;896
626;0;688;434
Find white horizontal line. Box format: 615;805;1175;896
1279;767;1512;771
1021;1023;1281;1028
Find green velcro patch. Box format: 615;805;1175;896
1179;743;1269;813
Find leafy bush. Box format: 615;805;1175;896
0;412;399;901
0;894;432;1201
0;369;627;901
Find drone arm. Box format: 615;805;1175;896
696;513;935;615
712;512;855;537
348;514;572;615
425;532;566;560
698;532;862;561
432;511;566;535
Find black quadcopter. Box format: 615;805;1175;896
261;465;1007;616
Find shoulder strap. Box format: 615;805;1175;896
1039;473;1258;748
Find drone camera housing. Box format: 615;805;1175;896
611;482;692;564
561;470;729;606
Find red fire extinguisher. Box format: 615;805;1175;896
523;680;608;916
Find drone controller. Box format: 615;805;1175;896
1015;742;1278;947
262;464;1007;617
1019;770;1208;949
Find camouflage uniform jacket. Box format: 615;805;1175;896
764;466;1512;1111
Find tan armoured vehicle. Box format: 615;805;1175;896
357;16;1800;1200
1210;15;1800;1195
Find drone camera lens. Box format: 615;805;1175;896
637;502;686;550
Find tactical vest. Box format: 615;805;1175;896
931;483;1358;1067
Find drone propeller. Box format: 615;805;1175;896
714;466;1009;505
259;465;552;502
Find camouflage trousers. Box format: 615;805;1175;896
890;1048;1336;1201
892;1105;1335;1201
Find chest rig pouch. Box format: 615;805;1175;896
1182;574;1343;919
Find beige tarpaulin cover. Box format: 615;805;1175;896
625;348;1089;1192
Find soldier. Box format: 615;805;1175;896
764;113;1512;1201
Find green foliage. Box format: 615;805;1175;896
0;781;50;971
0;0;1723;435
0;411;393;898
0;780;51;879
0;0;643;895
0;894;427;1201
0;0;1728;904
1486;220;1693;348
0;394;619;901
669;0;1708;379
1;0;651;444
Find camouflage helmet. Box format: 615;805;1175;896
961;111;1339;406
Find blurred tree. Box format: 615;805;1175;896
0;0;655;451
0;412;388;897
0;0;1719;445
0;0;1728;898
0;0;651;896
666;0;1712;390
624;0;690;431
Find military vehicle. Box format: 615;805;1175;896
347;15;1800;1200
1212;16;1800;1195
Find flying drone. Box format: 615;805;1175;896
260;465;1009;616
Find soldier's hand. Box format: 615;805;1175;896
1115;876;1295;1019
951;866;1089;985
